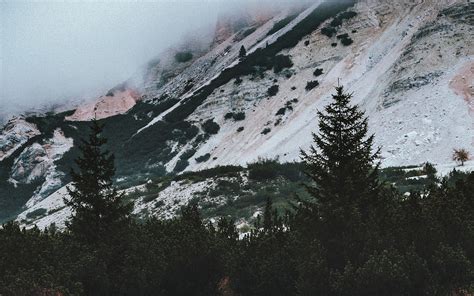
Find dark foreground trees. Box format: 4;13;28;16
66;119;132;243
0;87;473;295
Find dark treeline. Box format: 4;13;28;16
1;87;473;295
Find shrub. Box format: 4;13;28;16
233;112;246;121
174;51;193;63
305;80;319;91
321;26;337;37
194;133;209;145
304;40;310;46
173;159;189;173
276;108;286;116
267;85;279;96
330;18;342;27
195;153;211;163
202;119;220;135
341;37;353;46
237;127;244;132
225;112;245;121
336;33;349;39
313;68;324;77
248;159;278;181
339;11;357;20
331;42;338;47
234;77;243;85
261;128;271;135
180;149;197;160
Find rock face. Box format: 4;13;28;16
66;87;140;121
0;118;40;161
10;129;72;184
10;143;49;184
9;129;73;207
450;61;474;113
2;0;474;227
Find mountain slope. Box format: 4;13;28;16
1;0;473;226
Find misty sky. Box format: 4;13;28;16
1;1;223;114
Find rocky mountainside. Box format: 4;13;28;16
1;0;473;227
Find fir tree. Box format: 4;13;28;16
300;85;381;269
239;45;247;59
65;119;131;243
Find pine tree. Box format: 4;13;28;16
239;45;247;59
65;119;131;243
300;85;381;269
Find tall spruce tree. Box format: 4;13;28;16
65;119;131;243
300;85;381;269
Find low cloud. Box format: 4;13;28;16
1;1;221;115
1;0;312;118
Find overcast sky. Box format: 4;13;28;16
1;1;223;114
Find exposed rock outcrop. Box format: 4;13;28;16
65;88;140;121
9;129;73;207
0;118;40;161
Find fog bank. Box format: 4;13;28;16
1;1;221;116
1;0;313;120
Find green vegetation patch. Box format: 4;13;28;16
202;119;220;135
174;51;193;63
26;208;47;220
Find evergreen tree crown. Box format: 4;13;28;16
65;119;131;243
